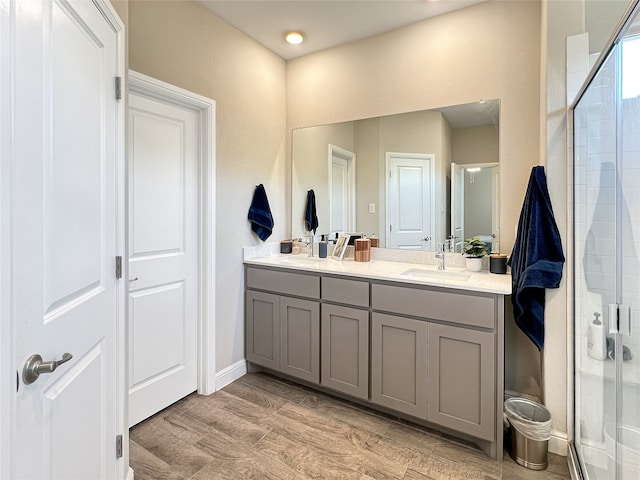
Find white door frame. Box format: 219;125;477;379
0;1;125;477
328;144;356;233
128;71;217;396
385;152;435;249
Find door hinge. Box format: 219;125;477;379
116;434;123;458
115;76;122;100
389;225;392;232
115;256;122;279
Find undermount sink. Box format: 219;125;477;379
277;256;322;265
401;267;471;282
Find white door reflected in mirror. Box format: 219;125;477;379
451;162;500;253
386;153;434;250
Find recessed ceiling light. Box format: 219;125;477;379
285;31;304;45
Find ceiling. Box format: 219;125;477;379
197;0;487;60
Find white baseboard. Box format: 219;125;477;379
549;430;569;456
126;466;134;480
215;359;247;390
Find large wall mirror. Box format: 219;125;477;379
292;99;500;252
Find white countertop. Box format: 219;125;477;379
244;249;512;295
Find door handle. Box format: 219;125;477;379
22;353;73;385
421;236;431;242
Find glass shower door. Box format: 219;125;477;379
573;8;640;479
574;44;620;480
616;31;640;480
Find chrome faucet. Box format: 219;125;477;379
304;232;314;257
435;243;445;271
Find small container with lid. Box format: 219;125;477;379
354;238;371;262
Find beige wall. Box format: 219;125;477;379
585;0;630;53
127;0;287;373
451;125;499;166
354;118;380;237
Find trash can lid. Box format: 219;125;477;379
505;397;551;424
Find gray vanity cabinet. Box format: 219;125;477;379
245;266;320;383
320;276;370;399
321;304;369;399
427;323;495;441
280;296;320;383
246;290;280;370
245;263;505;460
371;312;428;418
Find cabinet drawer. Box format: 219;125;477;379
322;277;369;307
371;283;495;329
247;267;319;299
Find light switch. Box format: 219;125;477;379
368;203;376;214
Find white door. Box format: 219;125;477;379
329;145;356;233
386;153;434;250
451;162;465;253
491;166;500;252
9;1;124;479
128;90;198;426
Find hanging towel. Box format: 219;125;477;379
508;166;565;350
305;189;319;234
248;184;274;242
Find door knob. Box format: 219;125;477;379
22;353;73;385
421;236;431;242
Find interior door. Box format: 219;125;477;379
451;162;465;252
128;90;198;426
386;153;434;250
10;1;123;478
329;145;356;233
491;166;500;252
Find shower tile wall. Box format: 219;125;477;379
575;40;640;473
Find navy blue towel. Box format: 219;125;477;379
508;167;565;350
248;184;274;241
305;189;319;234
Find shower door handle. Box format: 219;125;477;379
608;303;631;336
619;304;631;337
609;304;619;334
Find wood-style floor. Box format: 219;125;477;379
129;372;571;480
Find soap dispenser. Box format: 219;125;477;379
319;234;328;258
587;312;606;360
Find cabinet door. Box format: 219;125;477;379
427;323;495;440
321;304;369;399
280;297;320;383
371;313;427;418
246;290;280;370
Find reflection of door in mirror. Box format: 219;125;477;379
450;162;499;253
386;152;434;250
328;144;356;233
451;163;465;252
491;167;500;252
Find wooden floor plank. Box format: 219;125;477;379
129;372;572;480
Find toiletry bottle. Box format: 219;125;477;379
319;235;328;258
587;312;606;360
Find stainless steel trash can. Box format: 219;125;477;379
504;398;551;471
